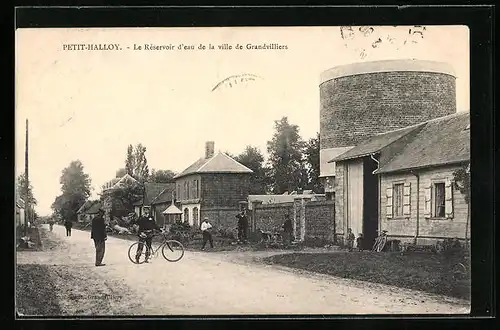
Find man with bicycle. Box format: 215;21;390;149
131;206;162;263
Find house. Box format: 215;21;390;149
330;112;470;248
132;182;173;218
173;141;253;228
77;200;102;223
149;183;177;226
100;173;140;221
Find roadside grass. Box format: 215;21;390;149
16;264;62;316
262;251;471;300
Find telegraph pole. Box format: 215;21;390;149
24;119;29;236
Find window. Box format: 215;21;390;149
393;183;404;216
195;179;200;198
386;182;411;219
424;180;453;219
193;207;199;228
433;182;446;217
183;208;189;223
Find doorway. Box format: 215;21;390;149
363;157;379;250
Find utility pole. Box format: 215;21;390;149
24;119;29;237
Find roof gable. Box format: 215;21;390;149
86;201;102;214
174;152;253;179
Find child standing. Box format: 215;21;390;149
346;228;355;252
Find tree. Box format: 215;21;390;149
124;143;150;183
17;173;37;206
125;145;135;176
115;168;127;178
51;160;92;222
234;145;267;194
266;117;308;194
304;132;323;193
453;162;470;246
150;169;176;183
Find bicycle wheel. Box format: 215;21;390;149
375;236;387;252
128;242;148;264
161;240;185;262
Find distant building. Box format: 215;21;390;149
145;183;176;224
77;200;102;223
174;141;253;228
331;112;470;248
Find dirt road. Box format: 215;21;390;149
16;225;470;315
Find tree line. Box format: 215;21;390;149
50;116;322;221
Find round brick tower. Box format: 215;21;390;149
319;59;456;181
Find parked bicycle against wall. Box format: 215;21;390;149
372;230;388;252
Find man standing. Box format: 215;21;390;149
282;214;293;245
91;209;107;267
235;210;248;243
200;217;214;251
64;219;73;237
131;206;162;263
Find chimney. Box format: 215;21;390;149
205;141;215;159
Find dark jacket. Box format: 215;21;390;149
133;215;161;232
64;220;73;228
91;214;107;241
236;213;248;228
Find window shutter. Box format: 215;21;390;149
445;179;454;218
424;184;432;218
386;186;393;218
403;182;411;216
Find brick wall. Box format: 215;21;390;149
254;202;294;232
201;173;251;208
320;71;456;150
380;165;469;244
304;200;335;241
201;207;240;229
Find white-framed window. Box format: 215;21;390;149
424;179;454;219
386;181;411;219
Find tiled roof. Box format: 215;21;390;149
330;123;426;163
174;151;253;179
134;182;173;206
77;200;92;214
163;203;183;215
150;183;176;205
376;112;470;173
86;201;102;214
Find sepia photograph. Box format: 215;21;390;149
15;24;471;316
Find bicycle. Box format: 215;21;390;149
128;229;185;264
372;230;388;252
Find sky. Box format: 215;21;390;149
15;26;469;216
